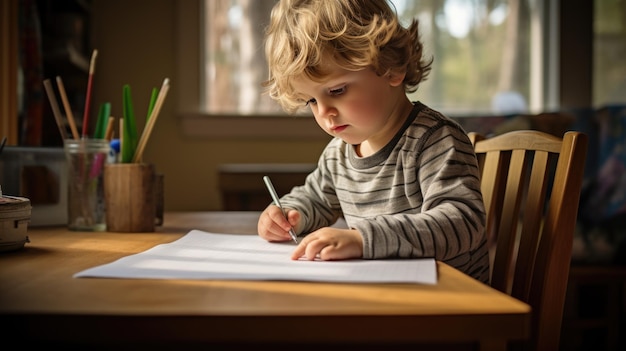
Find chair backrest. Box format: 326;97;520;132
468;130;588;351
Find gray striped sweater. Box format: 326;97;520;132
280;102;490;283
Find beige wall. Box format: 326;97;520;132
91;0;328;211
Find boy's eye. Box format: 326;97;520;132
329;86;346;96
303;86;345;106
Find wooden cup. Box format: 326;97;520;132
104;163;163;232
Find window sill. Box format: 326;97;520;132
179;113;329;140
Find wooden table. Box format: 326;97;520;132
0;212;530;350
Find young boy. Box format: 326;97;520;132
257;0;489;283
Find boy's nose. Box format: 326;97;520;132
317;99;337;118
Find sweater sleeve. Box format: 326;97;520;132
279;139;344;234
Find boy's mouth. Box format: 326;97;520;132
331;125;348;133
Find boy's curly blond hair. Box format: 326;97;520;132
263;0;433;114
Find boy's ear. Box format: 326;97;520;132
387;70;406;87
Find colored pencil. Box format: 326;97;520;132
132;78;170;163
43;79;68;140
94;102;111;139
55;76;80;140
146;87;158;122
122;85;138;163
82;49;98;137
104;116;115;141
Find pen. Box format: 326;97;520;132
263;175;298;244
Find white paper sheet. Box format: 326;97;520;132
74;230;437;284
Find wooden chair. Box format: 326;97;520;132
468;130;588;351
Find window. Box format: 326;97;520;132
203;0;282;115
176;0;626;138
199;0;555;116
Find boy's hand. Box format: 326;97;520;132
257;205;300;242
291;228;363;261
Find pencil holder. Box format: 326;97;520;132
104;163;164;232
64;139;110;231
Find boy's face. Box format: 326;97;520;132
292;64;410;151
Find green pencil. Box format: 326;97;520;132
93;102;111;139
122;85;138;163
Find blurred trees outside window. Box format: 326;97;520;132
202;0;626;116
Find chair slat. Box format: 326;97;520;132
513;150;552;301
492;149;528;293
